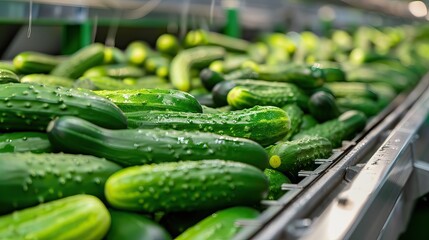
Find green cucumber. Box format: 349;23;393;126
0;68;19;83
83;64;145;79
104;47;127;64
125;105;290;146
227;84;309;110
47;116;269;169
369;83;396;108
144;55;170;77
0;152;121;214
106;209;172;240
0;132;52;153
51;43;105;79
74;76;134;90
293;110;367;148
0;83;127;131
156;34;180;56
346;66;411;92
312;62;346;82
105;160;268;212
185;30;250;52
264;169;291;200
300;114;318;131
125;41;152;66
308;91;341;122
200;68;259;92
337;97;380;117
0;61;17;72
159;211;214;237
0;194;110;240
13;51;59;74
133;76;172;89
94;89;202;113
20;74;75;87
170;46;225;91
195;93;216;107
209;54;249;73
268;136;332;179
326;82;379;100
281;104;304;141
247;42;269;63
176;207;259;240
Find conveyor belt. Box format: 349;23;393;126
234;74;429;240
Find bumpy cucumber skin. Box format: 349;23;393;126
281;104;304;141
0;83;127;131
268;136;332;179
176;207;259;240
170;46;225;92
227;84;309;110
126;105;290;146
94;89;203;113
293;110;367;148
20;74;75;87
13;51;58;74
105;160;268;213
264;169;291;200
51;43;105;79
106;209;172;240
255;65;325;89
0;152;121;214
0;132;52;153
47;116;269;169
0;195;110;240
83;64;145;79
74;76;134;90
0;68;19;83
308;91;341;122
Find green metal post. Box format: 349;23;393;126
225;7;240;38
61;20;92;55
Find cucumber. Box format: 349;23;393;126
293;110;367;147
170;46;225;91
51;43;105;79
247;42;269;63
312;62;346;82
0;132;52;153
0;195;110;240
20;74;75;87
370;83;396;108
185;30;250;52
0;152;121;214
134;76;173;89
227;83;309;110
47;116;269;169
125;105;290;146
83;64;145;79
326;82;379;100
144;55;170;77
337;97;380;117
195;93;216;107
156;34;180;56
209;54;249;73
281;104;304;141
200;68;225;91
300;114;318;131
159;211;214;237
176;207;260;240
105;160;268;213
264;169;291;200
13;51;59;74
268;136;332;179
0;68;19;83
94;89;202;113
104;47;127;64
346;66;411;92
0;83;127;131
125;41;152;66
224;67;260;80
308;91;341;122
106;209;172;240
74;76;134;90
0;61;17;72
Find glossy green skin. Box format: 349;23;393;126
0;132;52;153
0;152;121;214
94;89;203;113
281;104;304;141
308;91;341;122
0;83;127;131
264;169;291;200
326;82;379;100
254;64;325;89
337;97;380;117
105;160;268;213
200;68;226;91
125;105;290;146
75;76;135;90
0;194;110;240
160;211;213;237
0;68;19;83
170;46;225;91
175;207;260;240
227;84;309;110
20;74;75;87
293;110;367;148
51;43;105;78
300;114;318;131
83;64;145;79
106;210;172;240
269;136;332;179
13;51;58;74
47;116;269;169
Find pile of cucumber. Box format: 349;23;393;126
0;25;428;240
